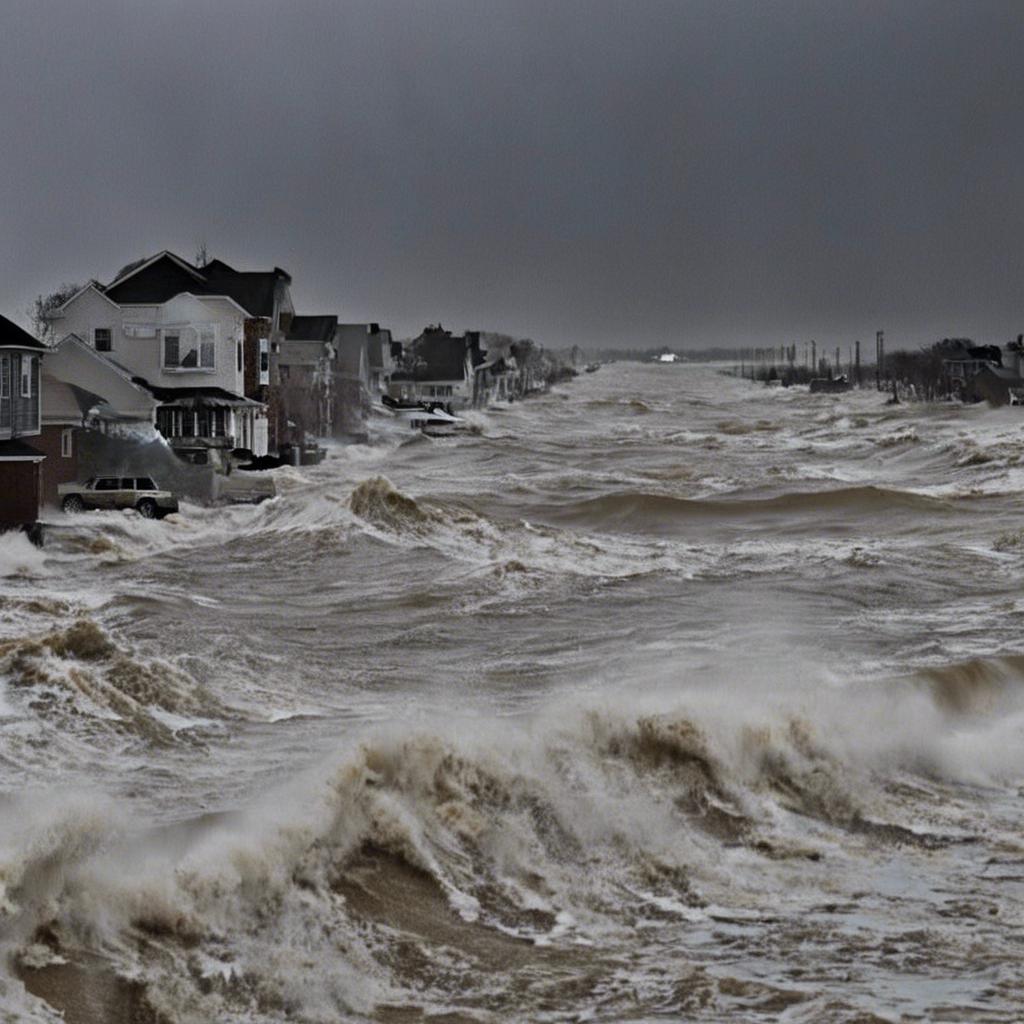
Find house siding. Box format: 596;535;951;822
0;353;41;439
36;424;81;507
57;290;248;396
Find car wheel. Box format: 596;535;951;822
136;499;158;519
61;495;85;513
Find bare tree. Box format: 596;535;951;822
29;282;84;343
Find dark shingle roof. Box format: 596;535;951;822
134;382;261;407
0;314;46;351
105;254;206;304
202;266;285;318
287;315;338;342
103;252;290;317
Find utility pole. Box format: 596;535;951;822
811;340;817;375
875;330;884;390
855;340;861;385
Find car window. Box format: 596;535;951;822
136;478;157;491
121;478;135;489
95;478;119;491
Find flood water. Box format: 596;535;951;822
3;362;1024;1022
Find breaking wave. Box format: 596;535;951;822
6;655;1024;1021
0;617;229;752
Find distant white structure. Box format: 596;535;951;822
657;352;678;363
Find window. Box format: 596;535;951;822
20;356;32;398
94;328;112;352
200;330;215;369
0;355;8;398
259;337;269;385
61;428;73;458
136;478;156;491
164;334;180;368
120;478;135;489
237;341;243;372
95;478;120;491
164;328;215;370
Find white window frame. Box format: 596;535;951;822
163;327;216;372
20;356;32;398
61;428;73;458
199;328;215;370
0;355;9;398
93;327;113;352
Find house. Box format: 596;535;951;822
280;315;338;442
389;326;480;408
471;335;520;406
938;339;1002;383
365;324;395;397
44;251;295;459
965;365;1024;406
472;354;517;406
0;314;46;537
334;325;373;442
36;335;170;505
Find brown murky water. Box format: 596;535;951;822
3;363;1024;1022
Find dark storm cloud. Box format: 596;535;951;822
1;0;1022;349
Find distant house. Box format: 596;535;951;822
939;339;1002;382
280;315;338;442
472;354;517;406
44;251;294;458
364;324;395;396
390;326;480;408
0;314;46;535
334;324;373;441
966;365;1024;407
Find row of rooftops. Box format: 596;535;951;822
20;250;512;396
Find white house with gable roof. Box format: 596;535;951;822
45;255;268;457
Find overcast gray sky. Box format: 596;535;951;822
2;0;1022;350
